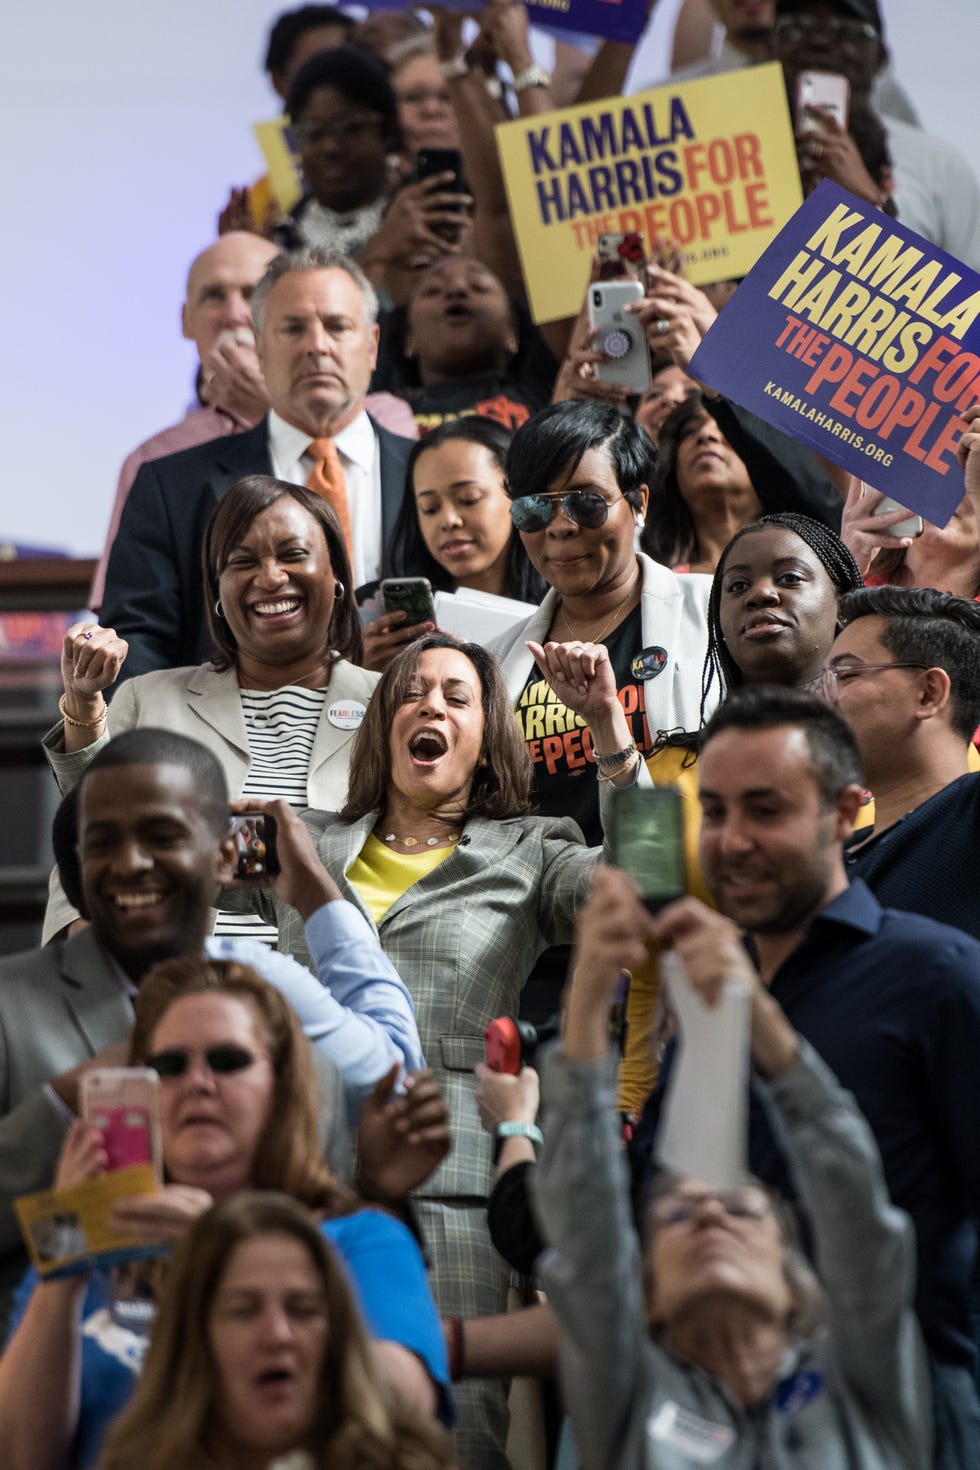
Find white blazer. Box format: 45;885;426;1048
487;554;714;738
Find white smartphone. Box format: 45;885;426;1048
795;70;850;132
587;280;652;395
872;495;924;539
80;1067;162;1179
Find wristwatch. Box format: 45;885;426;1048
511;63;551;94
493;1120;544;1164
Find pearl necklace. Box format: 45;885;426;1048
379;830;462;850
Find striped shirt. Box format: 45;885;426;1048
214;685;327;945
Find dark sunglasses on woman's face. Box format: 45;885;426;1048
146;1046;268;1079
509;490;625;533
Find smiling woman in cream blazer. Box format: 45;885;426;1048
42;476;378;940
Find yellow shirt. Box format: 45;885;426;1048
346;833;454;927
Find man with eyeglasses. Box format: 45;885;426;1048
771;0;980;270
823;583;980;939
0;727;427;1332
632;684;980;1469
100;246;417;681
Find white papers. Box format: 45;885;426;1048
656;952;750;1190
433;588;537;645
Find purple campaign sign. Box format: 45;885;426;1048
357;0;648;43
689;180;980;527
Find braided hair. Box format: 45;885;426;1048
701;513;864;719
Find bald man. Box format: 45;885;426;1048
91;233;281;607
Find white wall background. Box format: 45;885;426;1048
3;1;974;557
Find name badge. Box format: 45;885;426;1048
327;700;366;730
648;1401;734;1463
631;645;668;681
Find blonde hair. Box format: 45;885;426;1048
97;1194;453;1470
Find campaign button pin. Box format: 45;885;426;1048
327;700;366;730
631;646;668;681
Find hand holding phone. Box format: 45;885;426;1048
587;281;652;395
608;785;687;914
229;813;281;881
381;577;436;629
81;1068;162;1178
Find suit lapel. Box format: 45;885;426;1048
60;930;136;1055
374;421;412;575
208;421;274;509
185;665;251;764
636;557;687;738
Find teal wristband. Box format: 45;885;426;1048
493;1120;543;1165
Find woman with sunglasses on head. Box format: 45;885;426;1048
98;1193;452;1470
361;418;545;671
0;960;452;1470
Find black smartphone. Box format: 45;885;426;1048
381;577;436;628
414;147;466;192
608;785;686;914
229;813;280;881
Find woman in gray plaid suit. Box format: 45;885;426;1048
251;631;644;1468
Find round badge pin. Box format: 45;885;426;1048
327;700;366;730
630;646;668;681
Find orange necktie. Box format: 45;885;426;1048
306;438;353;561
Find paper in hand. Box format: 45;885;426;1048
656;951;750;1190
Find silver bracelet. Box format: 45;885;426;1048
594;740;637;768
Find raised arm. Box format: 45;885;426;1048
219;800;424;1122
533;869;659;1470
653;896;930;1464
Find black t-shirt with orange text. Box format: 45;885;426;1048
516;607;662;846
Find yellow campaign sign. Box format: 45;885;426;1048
253;117;304;215
495;62;803;323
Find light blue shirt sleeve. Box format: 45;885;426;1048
205;902;425;1123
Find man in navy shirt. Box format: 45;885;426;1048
636;685;980;1470
820;583;980;939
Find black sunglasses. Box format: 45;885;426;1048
145;1045;268;1079
509;490;625;533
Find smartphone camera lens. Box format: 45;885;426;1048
592;290;602;307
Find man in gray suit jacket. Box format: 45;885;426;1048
100;247;414;681
0;728;424;1329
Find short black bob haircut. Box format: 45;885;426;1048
505;400;656;509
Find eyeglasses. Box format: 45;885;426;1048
509;491;625;534
291;114;383;148
813;661;929;704
773;15;879;42
145;1046;270;1080
651;1187;772;1229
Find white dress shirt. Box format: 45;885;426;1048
267;407;384;587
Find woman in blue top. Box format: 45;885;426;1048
0;958;450;1470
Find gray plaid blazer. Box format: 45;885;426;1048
270;810;599;1200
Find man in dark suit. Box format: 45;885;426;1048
100;247;414;679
